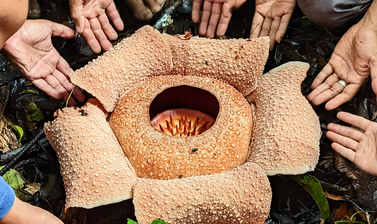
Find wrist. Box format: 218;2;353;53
361;0;377;31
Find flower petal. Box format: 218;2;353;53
246;62;321;175
44;99;138;209
133;162;271;224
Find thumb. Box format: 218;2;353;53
68;0;85;33
74;17;85;33
48;21;76;39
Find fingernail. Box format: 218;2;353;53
76;24;82;33
142;11;153;20
152;5;161;13
111;33;118;40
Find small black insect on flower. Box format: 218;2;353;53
79;109;88;116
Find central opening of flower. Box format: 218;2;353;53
149;85;220;137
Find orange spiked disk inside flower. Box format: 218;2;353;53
149;85;219;137
151;108;215;137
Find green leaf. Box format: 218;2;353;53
10;124;24;141
151;219;169;224
126;219;169;224
0;165;25;190
127;219;139;224
19;89;39;95
301;17;312;27
26;102;44;123
0;165;37;201
0;166;25;199
293;175;330;221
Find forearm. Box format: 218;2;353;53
0;197;63;224
362;0;377;29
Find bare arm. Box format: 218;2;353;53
0;197;63;224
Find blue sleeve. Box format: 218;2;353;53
0;176;15;219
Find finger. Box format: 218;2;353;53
32;80;62;99
68;0;85;33
51;69;75;93
106;2;124;31
97;13;118;40
311;63;334;90
233;0;246;9
192;0;203;23
370;62;377;97
125;0;153;21
260;17;272;37
89;18;112;51
199;1;213;36
206;2;222;38
337;111;371;131
372;73;377;96
81;19;101;53
276;13;291;43
72;87;85;102
216;2;232;37
325;84;361;110
331;142;356;163
66;97;77;107
310;82;346;107
269;17;280;50
327;123;364;142
55;54;73;77
49;71;75;101
48;20;76;39
32;75;66;100
145;0;162;13
55;57;85;102
326;130;359;150
250;13;263;38
307;73;340;104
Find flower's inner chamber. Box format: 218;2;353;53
151;109;214;136
149;85;220;137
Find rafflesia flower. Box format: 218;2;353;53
44;26;321;224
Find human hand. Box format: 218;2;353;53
327;111;377;176
249;0;296;50
2;20;85;106
192;0;246;38
69;0;124;53
307;17;377;110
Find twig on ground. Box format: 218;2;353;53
0;129;44;176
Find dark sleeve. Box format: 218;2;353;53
0;176;15;219
297;0;372;28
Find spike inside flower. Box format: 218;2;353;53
149;85;219;137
